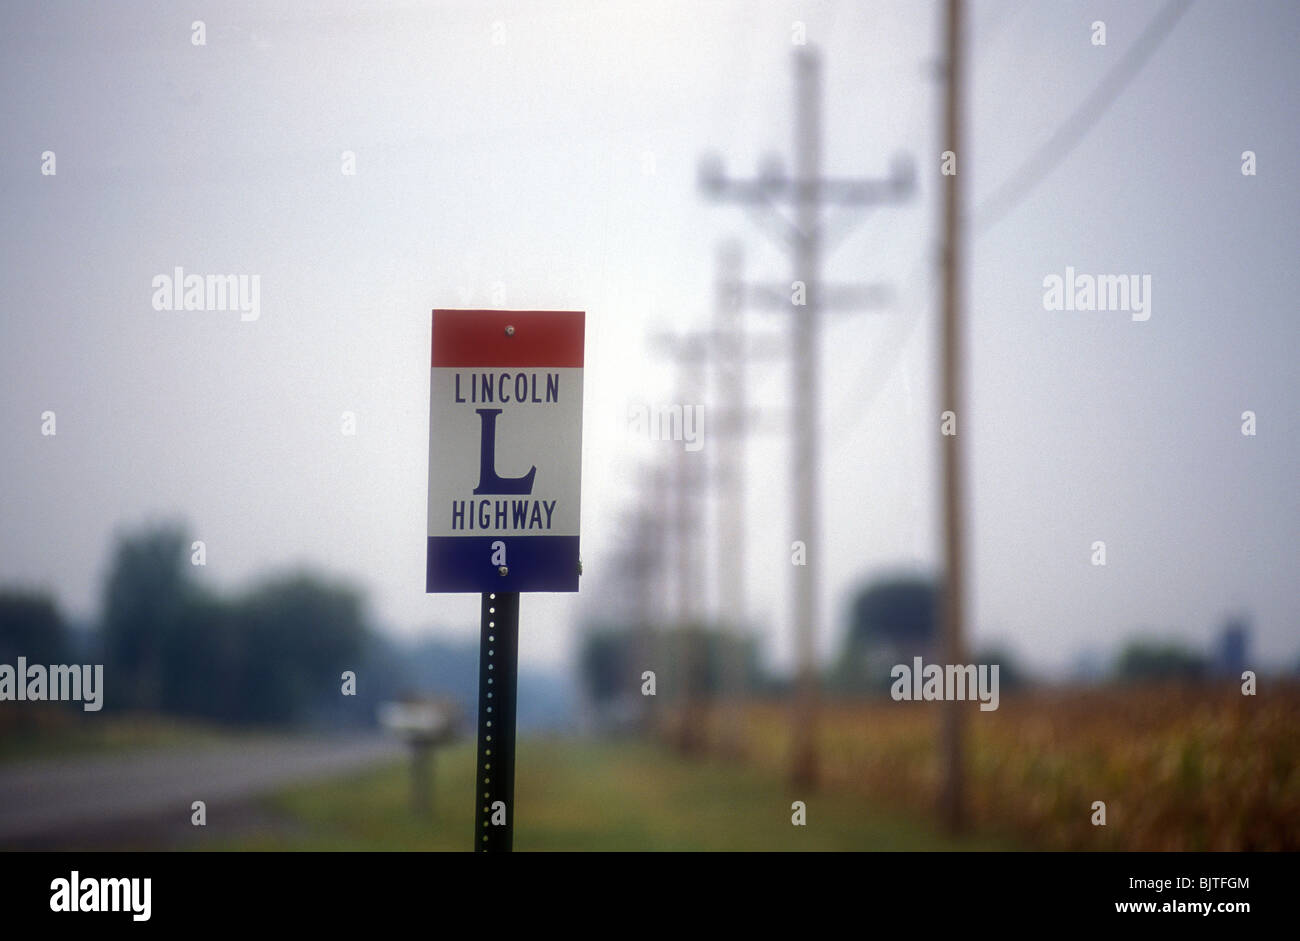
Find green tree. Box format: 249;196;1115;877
848;577;938;650
100;523;197;711
228;573;369;724
1115;639;1207;682
579;626;629;707
835;576;938;691
0;589;71;665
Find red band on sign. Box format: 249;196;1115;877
431;310;585;368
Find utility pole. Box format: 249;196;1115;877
613;480;670;733
938;0;969;832
652;318;780;753
699;47;913;786
713;240;749;753
708;243;796;753
675;355;708;753
648;335;713;753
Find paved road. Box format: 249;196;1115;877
0;736;404;845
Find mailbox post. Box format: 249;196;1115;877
378;698;461;816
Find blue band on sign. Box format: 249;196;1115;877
426;535;580;593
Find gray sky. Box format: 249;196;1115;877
1;0;1296;677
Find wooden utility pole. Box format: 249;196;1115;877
938;0;969;833
652;270;790;754
713;240;749;753
653;315;785;750
614;476;669;733
788;48;823;789
699;47;913;786
650;336;715;753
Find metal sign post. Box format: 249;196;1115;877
426;309;584;852
475;591;519;851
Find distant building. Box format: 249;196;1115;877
1213;617;1250;676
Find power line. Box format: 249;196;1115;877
829;0;1198;448
974;0;1196;231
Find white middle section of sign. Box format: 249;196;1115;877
427;366;583;538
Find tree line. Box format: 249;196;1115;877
0;523;371;725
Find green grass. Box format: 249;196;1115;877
206;739;1017;851
0;712;235;765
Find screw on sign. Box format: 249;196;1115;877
426;309;585;851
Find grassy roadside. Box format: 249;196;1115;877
202;739;1017;851
0;711;237;765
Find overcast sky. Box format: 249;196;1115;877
1;0;1295;677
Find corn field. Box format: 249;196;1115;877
667;681;1300;850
